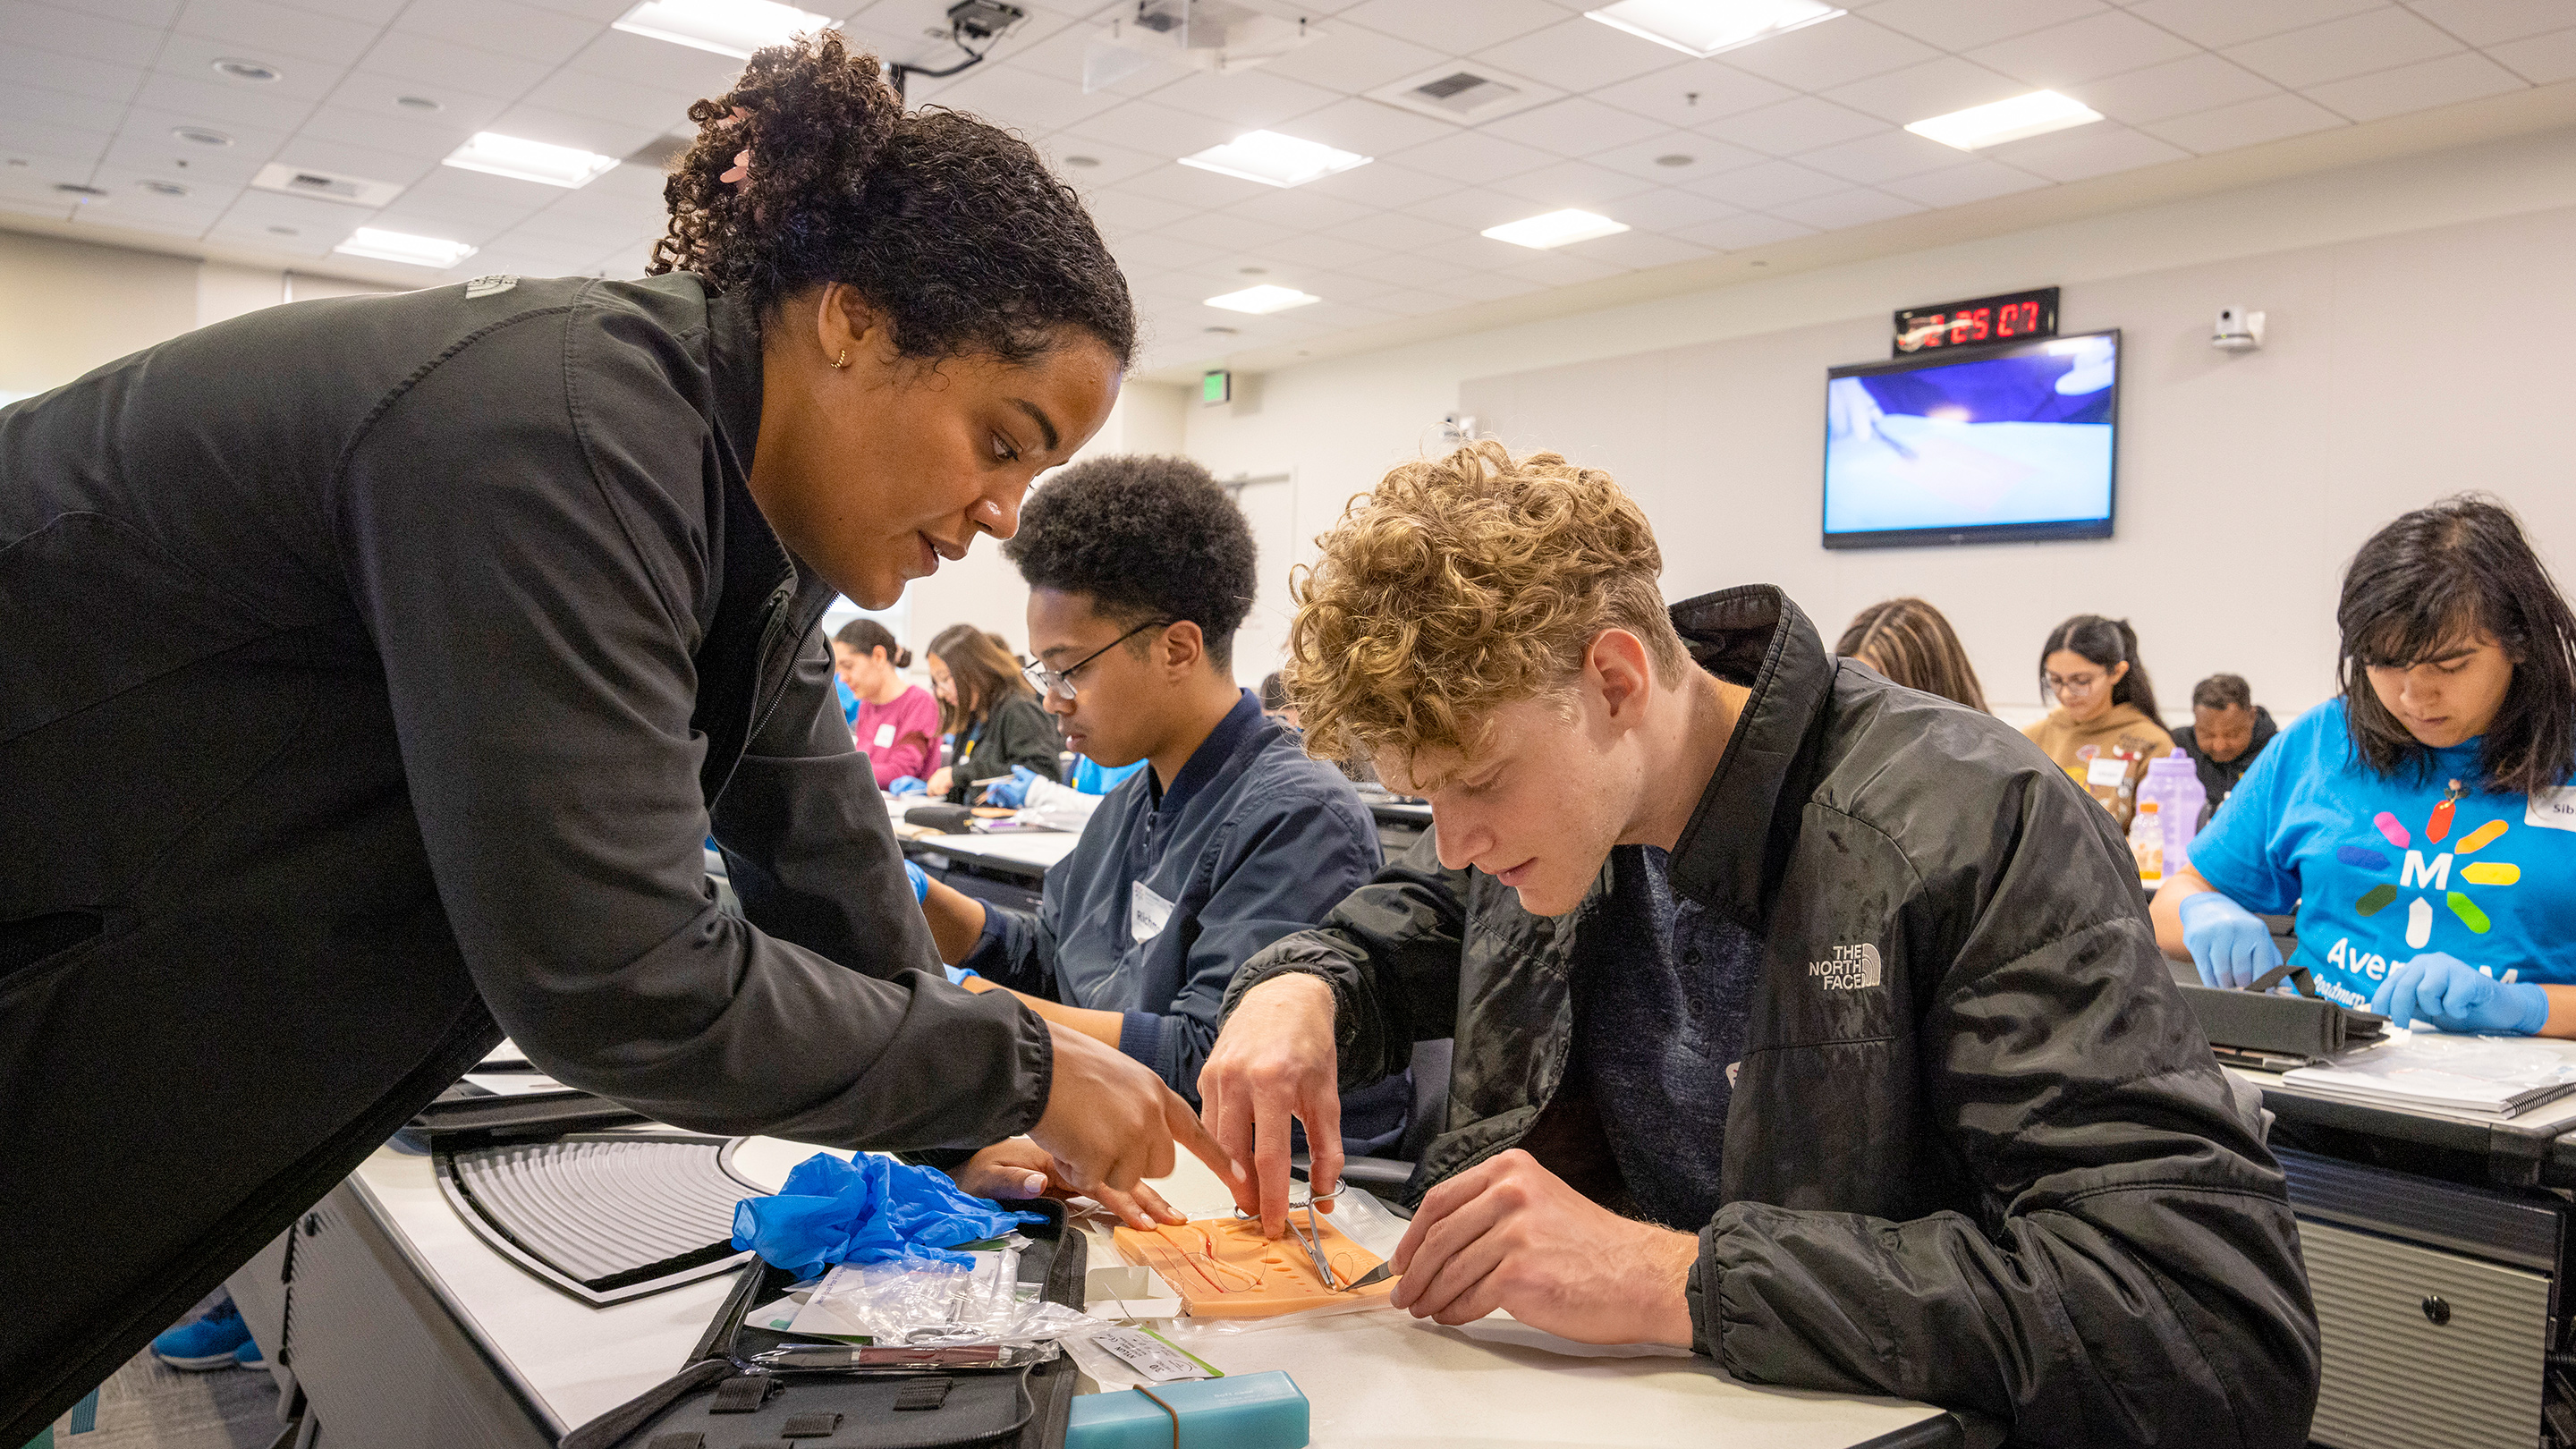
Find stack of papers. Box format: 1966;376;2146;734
2282;1031;2576;1118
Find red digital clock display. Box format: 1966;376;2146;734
1892;287;2059;355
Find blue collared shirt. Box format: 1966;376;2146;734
963;690;1384;1103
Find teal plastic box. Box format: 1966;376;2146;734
1064;1370;1309;1449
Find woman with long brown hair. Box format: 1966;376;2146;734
1835;597;1989;713
923;623;1064;802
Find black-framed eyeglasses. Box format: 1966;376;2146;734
1023;619;1173;701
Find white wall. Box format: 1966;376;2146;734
1177;124;2576;721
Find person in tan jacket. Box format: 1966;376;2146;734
2024;615;2174;826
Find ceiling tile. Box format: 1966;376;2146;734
2;0;170;66
519;68;693;132
1384;127;1557;184
2064;53;2279;124
2121;0;2385;51
153;31;347;101
928;66;1122;135
1365;287;1470;318
1485;157;1658;208
1855;0;2110;51
1081;188;1193;232
1319;204;1464;250
1968;11;2202;88
2224;7;2461;87
1475;97;1668;158
2487;26;2576;83
2301;48;2527;118
1038;136;1164;188
2403;0;2576;45
1061;98;1241;158
360;31;555;97
1698;97;1888;156
323;71;515;132
133;71;323;131
175;0;385;67
114;101;287;158
1589;59;1796;127
276;0;413;21
558;29;741;95
1291;155;1465;209
1562;226;1714;269
1398;182;1549;231
1334;0;1566;55
986;21;1174;102
1607;183;1741;232
100;127;267;186
1153;209;1301;250
1715;15;1940;92
1148;67;1343;131
1274;96;1452;158
1241;230;1388;272
1682;157;1845;208
2140;91;2346;150
1471;16;1686;92
1107;230;1223;273
1494;246;1626;286
1335;249;1473;290
1224;185;1378;233
1256;19;1448;93
1770;185;1925;228
1585;131;1766;182
294;102;472;160
1113;159;1274;208
0;68;135;132
482;101;658;157
1982;121;2189;181
0;118;115;165
390;0;605;69
1826;55;2031;125
1670;211;1815;250
1876;157;2051;206
1797;126;1977;184
1429;269;1545;302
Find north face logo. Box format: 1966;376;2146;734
1809;943;1882;990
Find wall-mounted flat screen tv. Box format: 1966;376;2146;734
1822;328;2120;549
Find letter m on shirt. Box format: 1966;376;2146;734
2401;851;2453;891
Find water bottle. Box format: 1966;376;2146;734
2129;801;2164;886
2136;753;2207;879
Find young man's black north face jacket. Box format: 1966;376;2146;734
0;275;1052;1441
1225;586;2320;1449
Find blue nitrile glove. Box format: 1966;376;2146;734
943;964;979;986
2176;891;2283;989
887;775;928;797
731;1152;1046;1279
904;860;928;902
2371;953;2549;1034
980;765;1040;809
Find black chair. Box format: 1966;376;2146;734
1335;1038;1452;1208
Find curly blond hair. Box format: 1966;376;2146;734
1285;442;1686;775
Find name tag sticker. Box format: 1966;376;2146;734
2085;756;2130;787
462;274;518;298
2528;788;2576;832
1130;880;1175;943
873;723;897;749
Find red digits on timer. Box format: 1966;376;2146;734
1996;301;2041;336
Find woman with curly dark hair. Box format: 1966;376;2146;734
0;32;1225;1436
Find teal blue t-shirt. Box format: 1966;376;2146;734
2188;699;2576;1008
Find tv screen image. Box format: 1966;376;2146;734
1822;329;2120;548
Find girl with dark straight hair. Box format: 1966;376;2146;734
2021;613;2174;795
2157;495;2576;1039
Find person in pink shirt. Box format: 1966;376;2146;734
833;620;941;790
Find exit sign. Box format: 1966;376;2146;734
1200;369;1232;405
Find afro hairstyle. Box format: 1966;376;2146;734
1004;454;1257;668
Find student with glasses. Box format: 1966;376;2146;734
2021;614;2174;791
903;456;1397;1224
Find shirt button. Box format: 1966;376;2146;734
1683;949;1701;965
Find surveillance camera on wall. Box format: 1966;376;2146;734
2214;307;2266;352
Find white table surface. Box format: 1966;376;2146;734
352;1137;1943;1446
905;829;1084;872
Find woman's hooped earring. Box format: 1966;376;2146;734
831;348;849;369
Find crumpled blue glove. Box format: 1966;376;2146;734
2370;952;2548;1034
904;860;928;902
731;1151;1046;1280
886;775;928;797
980;765;1040;809
2177;891;2284;989
943;964;979;986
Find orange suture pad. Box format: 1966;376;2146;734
1112;1216;1398;1319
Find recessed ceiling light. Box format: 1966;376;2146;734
443;132;619;189
1204;326;1239;335
174;126;233;147
335;227;478;269
1584;0;1842;59
1654;153;1694;167
612;0;832;59
396;95;442;111
1906;90;2101;149
268;225;300;235
1482;208;1630;250
1205;284;1318;315
54;182;107;199
1179;131;1370;189
1239;267;1267;275
211;57;281;81
137;179;190;196
1063;154;1100;168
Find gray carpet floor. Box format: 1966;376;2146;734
35;1294;284;1449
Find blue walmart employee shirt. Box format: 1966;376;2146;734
2188;699;2576;1008
961;691;1398;1144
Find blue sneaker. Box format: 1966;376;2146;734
151;1297;250;1371
233;1336;267;1372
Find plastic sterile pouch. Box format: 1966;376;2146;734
787;1237;1097;1349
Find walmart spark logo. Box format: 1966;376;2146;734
2338;792;2520;951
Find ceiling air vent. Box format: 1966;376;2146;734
250;162;404;208
1367;60;1562;127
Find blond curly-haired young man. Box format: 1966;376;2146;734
1198;443;2318;1449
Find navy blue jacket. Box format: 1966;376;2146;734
963;691;1379;1100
